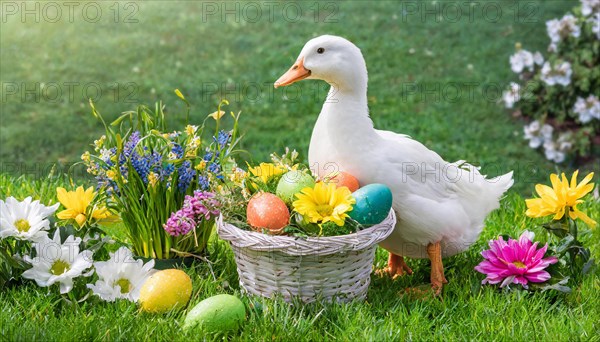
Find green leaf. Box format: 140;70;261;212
538;278;572;293
555;235;575;254
542;222;569;238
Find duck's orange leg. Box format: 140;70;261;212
380;252;413;279
427;242;448;295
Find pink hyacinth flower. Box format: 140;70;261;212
475;231;558;288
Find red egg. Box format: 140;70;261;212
325;171;360;192
247;192;290;233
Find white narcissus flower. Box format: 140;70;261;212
573;95;600;123
87;247;156;302
524;120;554;149
541;61;572;86
22;230;93;294
546;14;581;45
0;197;59;242
581;0;600;17
502;82;521;109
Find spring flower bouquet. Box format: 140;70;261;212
222;149;391;237
502;0;599;163
476;170;596;292
82;94;242;259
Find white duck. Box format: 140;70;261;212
274;35;514;293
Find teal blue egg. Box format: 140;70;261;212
349;184;393;226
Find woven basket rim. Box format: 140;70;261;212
217;210;395;256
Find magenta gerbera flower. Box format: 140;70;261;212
475;231;558;288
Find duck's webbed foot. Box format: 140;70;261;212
377;253;413;279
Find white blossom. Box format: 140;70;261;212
502;82;521;109
22;230;93;294
573;95;600;123
543;133;573;163
99;148;113;163
540;61;572;86
87;247;155;302
0;197;59;242
524;120;554;149
546;14;581;46
581;0;600;16
533;52;544;65
509;50;534;73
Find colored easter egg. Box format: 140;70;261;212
349;184;393;226
325;171;360;192
247;192;290;232
183;294;246;333
276;170;316;205
139;269;192;313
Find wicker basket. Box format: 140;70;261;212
217;210;396;303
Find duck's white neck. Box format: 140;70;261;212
322;74;376;138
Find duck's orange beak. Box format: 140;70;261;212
274;57;311;88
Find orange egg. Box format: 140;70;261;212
325;171;360;192
247;192;290;233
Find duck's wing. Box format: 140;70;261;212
375;129;458;199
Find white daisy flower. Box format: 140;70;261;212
524;120;554;149
573;95;600;123
87;246;155;302
502;82;521;109
581;0;600;17
0;197;59;242
22;230;93;294
540;61;572;86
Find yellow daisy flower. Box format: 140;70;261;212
293;182;355;226
56;186;115;227
525;171;596;228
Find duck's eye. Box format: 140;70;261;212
317;47;325;54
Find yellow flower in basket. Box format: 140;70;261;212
248;163;287;184
293;182;355;227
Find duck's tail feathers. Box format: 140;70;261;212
490;171;515;197
452;161;514;214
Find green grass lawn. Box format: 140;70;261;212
1;174;599;341
1;0;594;194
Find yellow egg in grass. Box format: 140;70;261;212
139;269;192;313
